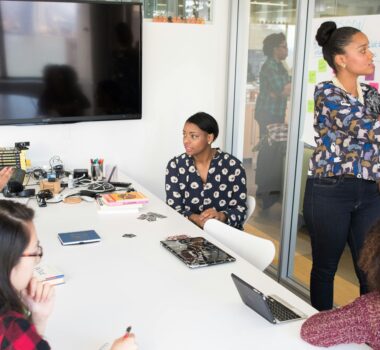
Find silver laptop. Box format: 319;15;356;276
231;273;307;324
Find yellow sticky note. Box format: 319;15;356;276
307;100;314;113
318;59;327;72
308;71;316;84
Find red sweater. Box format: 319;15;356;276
0;310;50;350
301;292;380;349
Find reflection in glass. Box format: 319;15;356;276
243;0;296;270
0;1;142;122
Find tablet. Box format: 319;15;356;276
160;236;235;268
58;230;101;246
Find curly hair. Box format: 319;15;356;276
359;221;380;292
262;33;286;57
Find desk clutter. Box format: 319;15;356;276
0;144;152;213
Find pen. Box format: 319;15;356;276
124;326;132;339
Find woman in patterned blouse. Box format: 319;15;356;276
0;200;137;350
301;221;380;349
303;21;380;311
165;112;247;229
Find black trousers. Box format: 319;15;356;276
303;176;380;311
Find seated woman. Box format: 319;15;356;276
300;221;380;349
165;112;247;229
0;200;137;350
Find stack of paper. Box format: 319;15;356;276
33;264;65;286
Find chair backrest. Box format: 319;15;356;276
203;219;275;271
244;195;256;225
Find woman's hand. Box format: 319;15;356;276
111;334;138;350
0;167;13;191
199;208;226;224
189;214;205;228
21;278;55;336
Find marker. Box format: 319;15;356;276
124;326;132;339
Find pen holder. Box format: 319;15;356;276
91;163;103;181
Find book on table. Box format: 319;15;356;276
100;191;148;206
34;264;65;286
96;197;143;213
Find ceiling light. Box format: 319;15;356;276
251;1;288;7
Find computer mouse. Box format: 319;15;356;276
80;195;95;202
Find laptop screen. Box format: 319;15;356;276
161;237;236;268
231;273;274;323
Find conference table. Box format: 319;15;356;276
24;176;368;350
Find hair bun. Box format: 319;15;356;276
316;21;337;47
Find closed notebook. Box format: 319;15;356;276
101;191;148;206
34;264;65;286
58;230;101;245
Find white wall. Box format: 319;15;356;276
0;1;231;200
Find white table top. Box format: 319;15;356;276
23;178;367;350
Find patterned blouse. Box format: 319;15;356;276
309;81;380;180
165;149;247;229
301;291;380;349
0;310;50;350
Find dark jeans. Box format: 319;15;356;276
303;176;380;311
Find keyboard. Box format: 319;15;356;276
266;296;301;321
109;181;132;188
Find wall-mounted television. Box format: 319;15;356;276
0;0;142;125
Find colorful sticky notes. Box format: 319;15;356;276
307;100;314;113
308;71;316;84
369;82;379;91
318;59;327;72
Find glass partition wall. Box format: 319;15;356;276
231;0;380;306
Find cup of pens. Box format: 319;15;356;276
90;158;104;181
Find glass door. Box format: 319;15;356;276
241;0;298;269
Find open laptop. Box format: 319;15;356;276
160;237;235;268
231;273;307;324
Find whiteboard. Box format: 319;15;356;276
302;15;380;146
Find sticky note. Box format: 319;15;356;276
308;71;316;84
307;100;314;113
318;59;327;72
369;82;379;91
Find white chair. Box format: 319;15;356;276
244;195;256;225
204;219;275;271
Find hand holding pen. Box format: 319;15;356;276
110;326;137;350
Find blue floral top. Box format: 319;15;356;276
309;81;380;180
165;149;247;229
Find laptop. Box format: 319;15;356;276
160;237;236;268
231;273;307;324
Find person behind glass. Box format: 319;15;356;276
0;200;138;350
165;112;247;229
0;166;13;191
301;221;380;349
254;33;291;210
303;21;380;311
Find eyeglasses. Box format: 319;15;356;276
21;244;43;264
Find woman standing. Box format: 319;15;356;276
255;33;291;209
165;112;247;229
303;21;380;311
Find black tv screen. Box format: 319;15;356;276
0;0;142;125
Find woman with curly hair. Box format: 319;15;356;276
301;221;380;349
